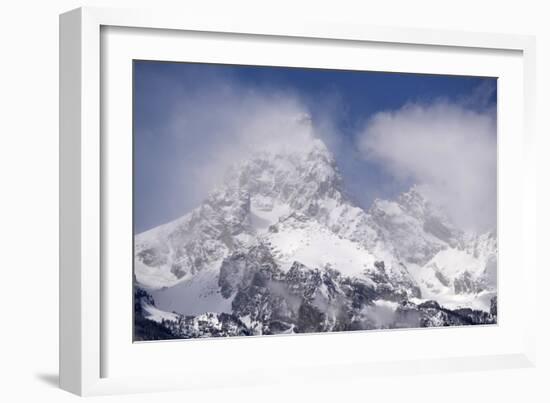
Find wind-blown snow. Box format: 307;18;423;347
149;262;234;316
250;196;290;233
134;259;180;289
142;303;180;323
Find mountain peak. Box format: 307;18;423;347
368;185;429;220
135;134;494;319
217;136;344;211
398;184;424;203
396;185;431;218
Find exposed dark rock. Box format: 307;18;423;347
434;270;450;287
137;248;167;267
135;247;495;340
454;271;484;294
133;288;177;341
490;296;498;317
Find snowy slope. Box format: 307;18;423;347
263;214;376;276
135;127;497;316
148;262;234;316
408;247;496;311
134;130;346;290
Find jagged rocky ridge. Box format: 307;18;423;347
134;249;496;340
134;123;497;340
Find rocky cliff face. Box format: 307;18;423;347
134;129;497;340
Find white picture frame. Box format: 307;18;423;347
59;6;537;396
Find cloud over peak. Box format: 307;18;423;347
358;100;496;232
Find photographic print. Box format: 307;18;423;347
133;61;497;341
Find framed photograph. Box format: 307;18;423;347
60;7;537;396
132;60;499;341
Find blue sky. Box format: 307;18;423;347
134;61;497;233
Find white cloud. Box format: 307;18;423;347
358;101;496;232
136;68;497;235
146;82;320;220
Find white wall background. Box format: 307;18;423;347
0;1;548;401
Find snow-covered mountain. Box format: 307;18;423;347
134;124;497;340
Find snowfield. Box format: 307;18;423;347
265;216;377;277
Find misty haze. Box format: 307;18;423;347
133;61;497;341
